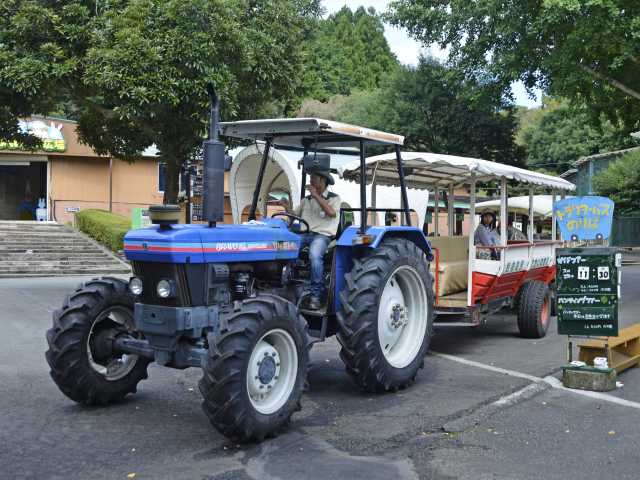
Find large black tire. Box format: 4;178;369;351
45;277;150;405
517;280;552;338
199;294;309;442
336;238;434;392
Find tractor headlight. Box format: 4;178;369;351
156;279;174;298
128;277;143;296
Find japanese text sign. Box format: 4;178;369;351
554;197;614;241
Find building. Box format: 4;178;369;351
560;146;640;195
1;117;174;223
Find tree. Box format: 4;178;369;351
517;98;637;173
336;57;524;166
387;0;640;131
305;6;399;100
594;149;640;214
0;0;321;203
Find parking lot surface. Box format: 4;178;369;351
2;269;640;480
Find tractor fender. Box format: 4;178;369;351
336;226;433;261
333;226;433;313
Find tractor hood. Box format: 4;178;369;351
124;220;300;264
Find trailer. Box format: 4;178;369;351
338;151;576;337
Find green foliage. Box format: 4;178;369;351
335;57;523;166
387;0;640;132
0;0;320;202
75;209;130;252
517;98;637;173
594;149;640;215
305;6;398;100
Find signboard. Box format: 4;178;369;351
0;119;66;152
65;206;80;213
554;197;614;241
131;208;152;230
556;247;620;336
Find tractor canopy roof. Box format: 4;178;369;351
220;118;404;153
337;151;576;191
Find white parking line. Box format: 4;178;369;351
431;352;543;383
432;351;640;411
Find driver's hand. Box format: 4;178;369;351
306;185;318;196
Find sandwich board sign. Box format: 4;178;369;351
556;247;620;336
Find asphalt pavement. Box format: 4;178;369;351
2;268;640;480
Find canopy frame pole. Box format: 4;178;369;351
434;186;439;236
559;191;566;241
551;189;557;241
500;177;508;247
371;165;377;226
248;138;272;221
448;184;455;236
528;187;534;242
299;145;309;203
359;140;367;234
394;145;411;226
467;173;476;307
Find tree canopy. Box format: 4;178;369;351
594;149;640;214
0;0;320;202
387;0;640;131
305;6;399;100
335;57;524;166
516;98;636;173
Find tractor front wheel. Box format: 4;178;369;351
45;277;150;405
337;238;434;392
199;294;309;442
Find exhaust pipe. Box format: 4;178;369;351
202;83;225;227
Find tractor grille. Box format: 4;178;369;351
131;261;192;306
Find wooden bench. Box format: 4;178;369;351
579;324;640;373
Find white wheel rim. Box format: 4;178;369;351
246;328;298;415
377;265;428;368
87;306;139;381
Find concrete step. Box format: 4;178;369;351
0;234;83;241
0;247;105;254
0;252;115;261
1;259;124;267
0;267;131;277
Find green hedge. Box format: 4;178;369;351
75;209;130;252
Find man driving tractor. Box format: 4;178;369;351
281;163;341;309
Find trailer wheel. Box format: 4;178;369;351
517;280;552;338
45;277;150;405
336;238;434;392
199;294;309;442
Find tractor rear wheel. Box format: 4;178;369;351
337;238;434;392
199;294;309;442
45;277;150;405
517;280;552;338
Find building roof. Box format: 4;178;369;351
573;146;640;167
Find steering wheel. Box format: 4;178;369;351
271;212;310;234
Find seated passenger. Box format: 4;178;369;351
474;212;500;260
282;167;341;309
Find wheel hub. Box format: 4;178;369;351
248;341;281;399
389;304;408;330
258;354;278;385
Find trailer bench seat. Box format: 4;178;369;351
428;236;469;297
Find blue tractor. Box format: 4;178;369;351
45;88;435;442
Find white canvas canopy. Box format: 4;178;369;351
476;195;572;218
229;144;429;227
338;151;576;191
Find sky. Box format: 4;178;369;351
322;0;542;108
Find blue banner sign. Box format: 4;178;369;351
554;197;615;241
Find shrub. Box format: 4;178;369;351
75;209;130;252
